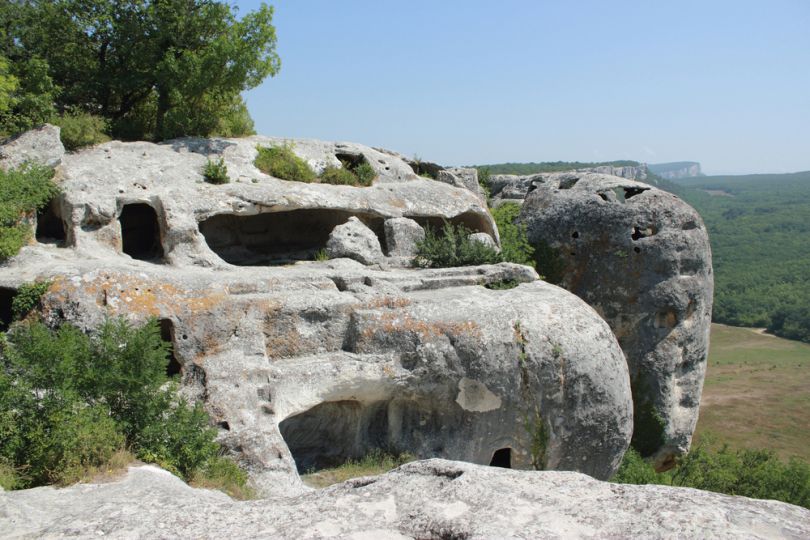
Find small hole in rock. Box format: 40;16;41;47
623;187;649;200
217;421;231;431
571;231;579;239
489;448;512;468
634;247;641;254
631;227;644;241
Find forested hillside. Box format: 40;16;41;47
472;160;640;175
476;161;810;343
673;172;810;342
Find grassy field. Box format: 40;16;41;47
695;323;810;461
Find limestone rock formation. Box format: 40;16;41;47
325;216;383;264
518;171;713;469
0;123;64;171
383;217;425;258
468;232;499;252
2;461;807;539
0;129;636;495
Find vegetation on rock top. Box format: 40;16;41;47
0;164;59;261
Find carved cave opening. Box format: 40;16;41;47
119;203;164;262
407;211;496;240
36;199;66;245
160;318;181;377
489;447;512;468
198;209;387;265
280;397;460;473
280;400;390;473
0;287;15;332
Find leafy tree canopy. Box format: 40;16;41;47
0;0;279;141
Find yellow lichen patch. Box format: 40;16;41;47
360;312;481;342
49;273;227;319
361;296;412;310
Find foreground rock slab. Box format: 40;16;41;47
1;460;807;539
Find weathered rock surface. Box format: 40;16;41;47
0;130;636;495
383;217;424;258
325;216;383;264
518;172;713;468
2;460;807;539
0;124;64;171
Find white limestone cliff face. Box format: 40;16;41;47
1;128;634;496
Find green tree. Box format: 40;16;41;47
3;0;279;141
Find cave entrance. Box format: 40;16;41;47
407;211;496;240
36;199;66;245
279;400;390;473
0;287;15;332
198;209;386;266
159;318;181;377
489;448;512;468
119;203;164;262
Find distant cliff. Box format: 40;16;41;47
649;161;702;179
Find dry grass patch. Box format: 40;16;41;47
695;324;810;461
300;450;415;489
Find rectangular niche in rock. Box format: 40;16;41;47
36;198;67;245
119;203;165;262
198;209;385;266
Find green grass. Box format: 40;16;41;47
254;144;316;183
695;323;810;462
300;450;415;489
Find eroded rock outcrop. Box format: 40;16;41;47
518;172;713;469
0;130;635;495
2;461;807;539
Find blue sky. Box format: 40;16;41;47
237;1;810;175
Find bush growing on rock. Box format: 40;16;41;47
490;203;535;268
54;110;110;151
203;158;230;184
0;318;248;495
254;144;316;183
0;164;59;261
413;222;502;268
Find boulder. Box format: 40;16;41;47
2;460;807;539
437;167;489;205
468;232;499;252
0;123;65;171
325;216;383;265
9;259;629;494
518;171;713;469
384;217;425;257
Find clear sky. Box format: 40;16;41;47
237;0;810;175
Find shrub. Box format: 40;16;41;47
203;158;229;184
612;441;810;509
413;222;502;268
55;110;110;151
254;143;316;183
0;318;249;493
319;165;357;186
11;280;51;321
353;161;376;186
318;159;376;187
490;203;535;268
0;164;59;261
